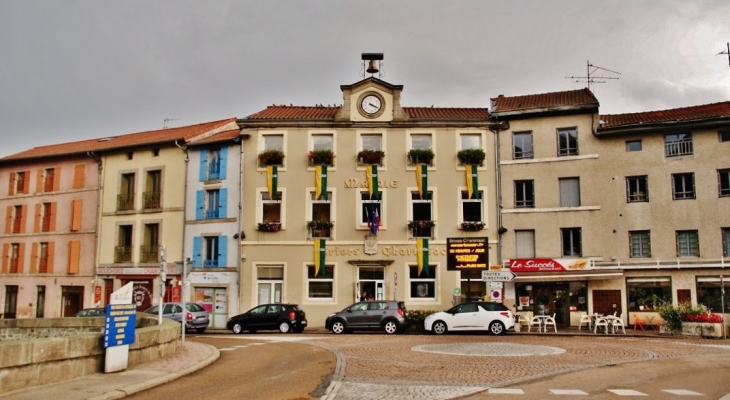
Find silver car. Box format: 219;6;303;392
144;302;210;333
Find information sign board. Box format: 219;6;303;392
104;304;137;348
447;237;488;271
481;270;517;282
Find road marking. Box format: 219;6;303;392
199;335;324;342
218;348;237;351
488;388;524;394
232;345;249;348
549;389;588;395
608;389;648;396
661;389;704;396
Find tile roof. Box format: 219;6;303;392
244;105;489;120
402;107;489;119
1;118;237;162
491;88;598;113
188;129;241;146
599;101;730;127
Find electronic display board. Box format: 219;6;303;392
446;237;488;271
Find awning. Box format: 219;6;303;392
513;271;624;282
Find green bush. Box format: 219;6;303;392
656;301;711;334
405;309;439;333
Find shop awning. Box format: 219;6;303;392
512;271;624;282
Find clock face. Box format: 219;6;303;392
361;95;382;115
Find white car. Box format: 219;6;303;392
424;301;514;335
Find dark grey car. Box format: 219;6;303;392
144;302;210;333
325;300;407;334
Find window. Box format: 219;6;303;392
359;191;383;230
193;235;227;268
627;277;671;311
204;236;220;267
70;199;82;231
200;148;227;181
312;133;333;151
3;286;18;319
697;277;730;313
41;202;53;232
561;228;582;257
195;189;228;220
115;225;133;263
358;133;384;166
12;205;24;233
9;171;29;195
514;180;534;208
559;177;580;207
118;173;135;211
43;168;56;192
557;128;578;156
36;286;45;318
140;223;159;262
263;134;284;151
152;148;159;157
459;270;487;302
257;266;283;304
723;228;730;257
144;170;162;209
629;230;651;258
626;140;642;152
626;176;649;202
411;133;432;150
665;132;693;157
718;169;730;197
460;190;483;224
672;173;695;200
307;264;334;299
408;264;437;300
408;133;434;166
513;131;533;159
720;130;730;142
460;133;481;150
310;191;332;238
261;191;283;227
310;133;335;166
39;242;50;272
676;230;699;257
9;243;21;273
515;230;536;258
410;191;433;238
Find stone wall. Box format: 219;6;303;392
0;313;180;394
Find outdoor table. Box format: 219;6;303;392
644;315;656;330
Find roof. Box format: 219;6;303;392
491;88;598;114
599;102;730;128
1;118;238;162
244;105;489;120
402;107;489;119
188;129;241;146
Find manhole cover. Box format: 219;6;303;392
412;342;565;357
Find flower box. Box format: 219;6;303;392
408;220;435;238
457;148;486;166
308;150;335;166
660;322;725;338
358;149;385;165
460;221;485;231
257;222;281;232
307;220;333;238
258;149;285;166
407;148;434;165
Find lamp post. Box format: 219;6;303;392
181;258;191;347
158;245;167;325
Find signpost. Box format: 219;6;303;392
481;270;517;282
104;282;135;373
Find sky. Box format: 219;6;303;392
1;1;729;158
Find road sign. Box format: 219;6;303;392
481;270;516;282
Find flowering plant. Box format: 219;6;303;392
407;220;435;229
357;149;385;165
408;148;435;165
684;313;724;323
306;220;334;230
457;148;486;165
258;149;285;166
257;222;281;232
460;221;485;231
308;149;335;166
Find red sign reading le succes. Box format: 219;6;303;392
508;258;589;272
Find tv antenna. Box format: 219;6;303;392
566;60;621;91
718;42;730;70
163;117;180;129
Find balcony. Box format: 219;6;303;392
114;246;133;263
205;209;220;219
203;259;220;267
143;191;161;209
208;162;221;180
665;139;693;157
139;245;158;263
117;193;135;211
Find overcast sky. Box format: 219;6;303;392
2;1;729;158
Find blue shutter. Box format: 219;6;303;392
218;188;227;219
198;150;207;181
196;190;205;220
218;236;227;268
193;237;202;268
219;147;228;180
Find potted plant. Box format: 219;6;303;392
457;148;486;166
408;148;435;165
358;149;385;165
407;220;435;237
308;149;335;166
258;149;285;166
307;220;334;237
257;221;281;232
460;221;485;231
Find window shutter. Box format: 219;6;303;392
36;169;43;193
47;242;54;273
71;199;83;231
199;150;207;181
22;171;30;193
73;164;85;189
33;203;41;233
20;204;28;233
515;231;536;258
30;242;38;274
195;191;205;220
49;203;57;232
218;236;227;268
52;168;61;191
17;243;25;273
219;147;228;180
4;206;11;234
68;241;80;274
8;173;15;196
559;178;580;207
193;237;202;267
218;188;228;219
1;243;8;273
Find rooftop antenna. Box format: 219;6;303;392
565;60;621;92
361;53;385;79
718;42;730;71
163;118;180;129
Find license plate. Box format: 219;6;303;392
302;321;307;325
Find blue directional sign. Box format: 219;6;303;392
104;304;137;348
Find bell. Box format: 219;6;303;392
366;60;379;74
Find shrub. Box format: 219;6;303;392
357;149;385;164
656;301;724;334
258;149;285;166
408;148;435;165
405;309;439;333
308;149;335;165
457;148;486;165
461;221;485;231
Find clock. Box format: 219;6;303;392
358;92;385;117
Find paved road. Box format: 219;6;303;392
129;332;730;399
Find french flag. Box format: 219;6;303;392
367;203;380;235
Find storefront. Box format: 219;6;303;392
189;271;237;329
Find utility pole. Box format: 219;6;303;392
181;258;191;347
158;245;167;325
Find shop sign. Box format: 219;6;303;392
446;237;488;271
508;258;589;272
98;266;180;275
189;272;231;284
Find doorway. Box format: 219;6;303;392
356;267;385;302
61;286;84;317
532;284;569;325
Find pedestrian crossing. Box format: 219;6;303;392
487;387;706;396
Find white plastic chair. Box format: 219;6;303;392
578;312;592;331
611;317;626;334
543;313;557;333
594;316;609;334
527;315;543;332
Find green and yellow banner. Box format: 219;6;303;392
314;238;326;276
417;238;429;277
465;164;479;199
315;165;328;200
416;164;428;199
366;164;379;200
267;166;278;200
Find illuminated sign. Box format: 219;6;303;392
104;304;137;348
447;237;488;271
508;258;590;272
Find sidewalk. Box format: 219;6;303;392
0;341;219;400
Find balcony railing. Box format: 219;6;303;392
665;139;693;157
139;245;158;263
117;193;135;211
204;259;220;267
143;191;161;209
114;246;133;263
205;209;220;219
208;162;221;180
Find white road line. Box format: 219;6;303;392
199;335;324;342
232;345;249;348
219;348;237;351
549;389;588;395
488;388;524;394
608;389;648;396
661;389;704;396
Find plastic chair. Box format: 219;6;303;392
543;313;557;333
527;315;543;332
578;312;592;331
519;311;533;329
612;317;626;334
633;314;646;331
594;317;609;334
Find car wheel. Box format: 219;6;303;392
331;320;346;334
232;323;244;334
195;327;206;333
278;321;292;333
489;321;505;335
383;320;399;334
433;320;448;335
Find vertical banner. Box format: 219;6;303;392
366;164;379;200
416;164;428;199
315;165;328;200
417;238;429;277
367;202;379;235
314;239;326;276
466;164;480;199
267;166;278;200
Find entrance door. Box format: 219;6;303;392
195;287;227;329
592;290;622;317
356;267;385;302
258;281;282;304
61;286;83;317
3;285;18;319
532;284;569;325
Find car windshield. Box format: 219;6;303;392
146;305;159;314
186;303;206;312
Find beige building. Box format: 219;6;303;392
238;65;500;325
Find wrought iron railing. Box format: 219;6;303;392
143;191;161;209
114;246;133;263
139;245;158;263
117;193;135;211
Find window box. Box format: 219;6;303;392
307;220;333;238
408;220;435;237
659;322;725;338
308;149;335;166
358;149;385;165
258;149;285;166
460;221;485;231
257;222;281;232
408;148;434;165
456;148;485;166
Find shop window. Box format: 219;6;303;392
561;227;582;257
696;276;730;313
559;177;580;207
307;264;334;299
665;132;693;157
459;270;486;302
672;173;695;200
627;277;671;311
569;281;588;312
626;176;649;202
629;230;651;258
676;230;699;257
513;131;533;160
514;180;534;208
557;128;578;156
408;264;437;300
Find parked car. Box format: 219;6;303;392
424;301;514;335
226;303;307;334
325;300;407;334
143;302;210;333
73;308;105;317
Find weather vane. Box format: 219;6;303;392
566;60;621;92
718;42;730;71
